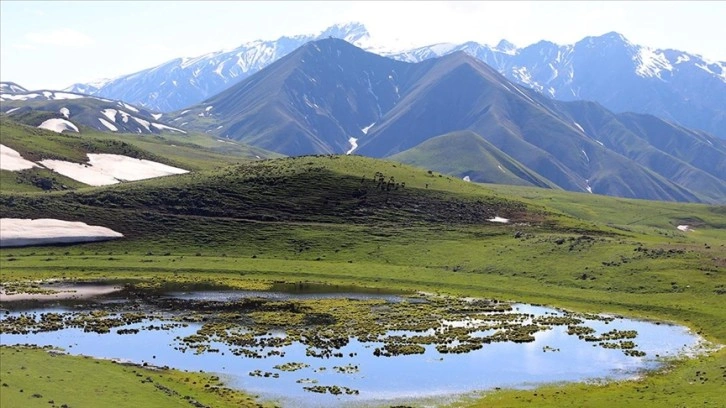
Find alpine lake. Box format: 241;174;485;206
0;280;704;407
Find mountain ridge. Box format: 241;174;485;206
61;23;725;138
170;38;726;204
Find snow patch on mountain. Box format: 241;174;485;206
151;123;186;133
132;116;151;132
675;54;690;64
635;47;673;78
38;118;79;133
40;154;188;186
101;108;117;122
1;93;41;101
59;107;70;118
0;144;39;171
63;23;388;112
119;102;139;113
0;218;123;248
1;82;28;93
346;137;359;155
361;122;375;135
98;118;118;131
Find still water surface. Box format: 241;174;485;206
0;286;703;407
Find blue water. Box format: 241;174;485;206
0;297;702;407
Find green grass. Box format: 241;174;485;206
1;153;724;407
0;346;265;408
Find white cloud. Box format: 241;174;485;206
25;28;94;47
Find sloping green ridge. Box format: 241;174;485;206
390;130;558;188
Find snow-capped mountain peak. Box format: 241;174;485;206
495;39;518;55
65;22;377;112
318;22;370;44
62;26;726;138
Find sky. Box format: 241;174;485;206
1;1;725;90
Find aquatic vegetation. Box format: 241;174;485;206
274;362;310;372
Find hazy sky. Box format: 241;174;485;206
2;1;724;90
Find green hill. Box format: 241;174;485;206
390;130;557;188
1;143;724;407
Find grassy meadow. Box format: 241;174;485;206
1;120;724;407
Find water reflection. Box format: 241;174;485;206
0;290;703;407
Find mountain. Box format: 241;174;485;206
171;39;410;155
389;130;557;189
390;32;726;139
171;39;726;203
0;83;185;135
64;23;377;112
0;81;28;94
64;25;726;139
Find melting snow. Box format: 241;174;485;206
1;93;41;101
497;165;506;173
151;123;186;133
462;176;471;182
132;116;151;131
0;218;123;248
59;107;70;118
487;216;509;223
574;122;585;133
98;118;118;132
361;122;375;134
118;110;131;123
205;105;213;111
675;54;690;64
38;118;79;133
40;154;188;186
585;179;593;194
47;92;85;100
635;47;673;78
100;108;117;122
0;83;27;93
5;107;20;114
677;225;692;232
119;102;139;113
346;137;359;155
0;144;39;171
214;62;226;77
581;149;590;163
151;113;163;120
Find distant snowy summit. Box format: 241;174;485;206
64;22;388;112
63;23;726;138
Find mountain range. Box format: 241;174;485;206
64;23;375;112
65;23;726;139
0;82;184;135
4;29;725;204
170;39;726;204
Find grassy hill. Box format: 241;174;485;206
1;145;724;406
0;118;281;192
390;130;557;188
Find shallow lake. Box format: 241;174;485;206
0;284;704;407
